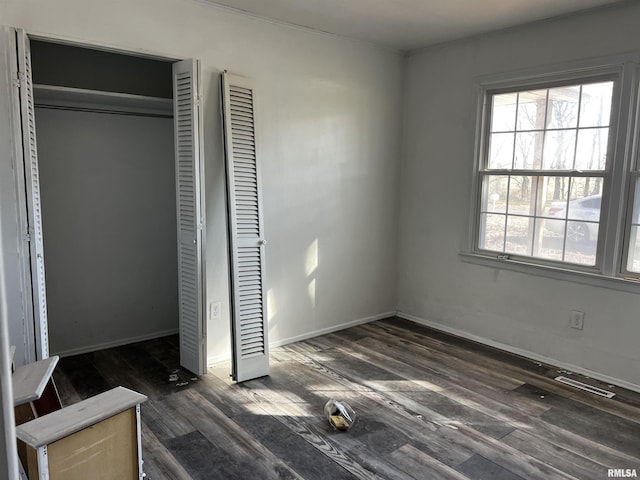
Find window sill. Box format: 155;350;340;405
459;252;640;294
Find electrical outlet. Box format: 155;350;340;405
211;301;221;320
570;310;585;330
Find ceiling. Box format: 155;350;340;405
205;0;626;52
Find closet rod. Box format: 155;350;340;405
34;103;173;119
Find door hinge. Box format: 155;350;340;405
195;94;202;108
25;226;35;243
13;71;24;89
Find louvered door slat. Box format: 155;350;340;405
173;59;206;375
223;72;269;383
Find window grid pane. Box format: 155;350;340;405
478;173;602;266
625;178;640;273
485;81;613;173
479;79;613;268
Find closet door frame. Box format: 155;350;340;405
5;27;38;365
16;29;50;361
9;29;207;372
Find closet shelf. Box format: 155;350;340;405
33;84;173;117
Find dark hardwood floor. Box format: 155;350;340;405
53;317;640;479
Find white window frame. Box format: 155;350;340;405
464;54;640;290
620;63;640;278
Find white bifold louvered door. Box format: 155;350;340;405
222;72;269;382
173;59;206;375
16;29;49;360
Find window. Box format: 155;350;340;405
624;161;640;273
471;60;640;281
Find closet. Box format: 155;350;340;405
31;41;180;358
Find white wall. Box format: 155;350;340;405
399;2;640;390
0;0;403;365
35;108;177;355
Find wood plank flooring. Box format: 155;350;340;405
53;317;640;479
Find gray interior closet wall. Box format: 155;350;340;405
31;40;173;98
32;42;178;356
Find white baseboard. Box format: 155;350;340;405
207;351;231;367
52;328;180;358
269;311;397;349
207;311;396;368
397;311;640;394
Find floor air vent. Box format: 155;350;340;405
554;376;615;398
